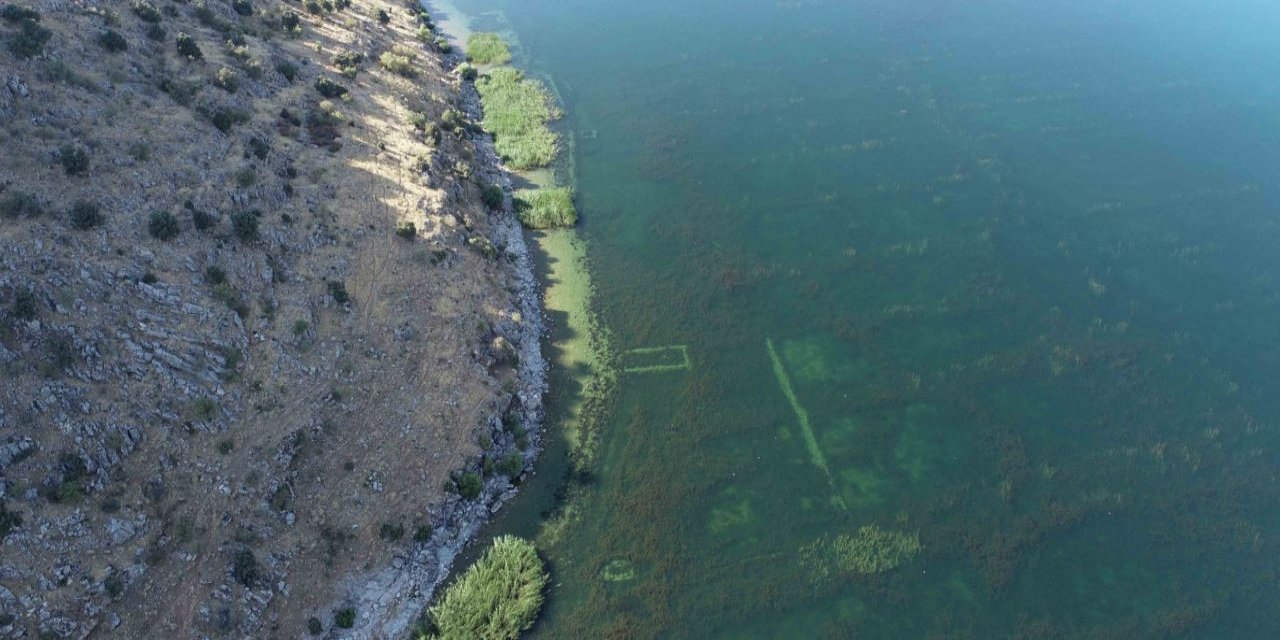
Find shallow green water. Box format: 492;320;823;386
441;0;1280;637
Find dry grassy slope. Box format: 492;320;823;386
0;1;528;637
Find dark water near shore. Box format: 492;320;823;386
442;0;1280;636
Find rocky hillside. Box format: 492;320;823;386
0;1;541;637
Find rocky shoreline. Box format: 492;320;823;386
337;24;550;638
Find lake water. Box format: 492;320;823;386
436;0;1280;637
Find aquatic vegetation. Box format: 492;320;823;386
514;187;576;229
475;67;561;170
422;536;547;640
466;32;511;65
599;558;636;582
620;344;691;374
800;526;921;583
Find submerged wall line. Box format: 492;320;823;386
765;338;846;510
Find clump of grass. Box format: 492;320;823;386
465;32;510;65
475;67;561;170
513;187;576;229
421;536;547;640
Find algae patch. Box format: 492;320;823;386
800;526;922;584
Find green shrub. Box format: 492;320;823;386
1;5;40;22
497;452;523;478
513;187;576;229
232;548;258;586
474;67;562;170
9;288;37;320
480;183;503;210
439;108;466;132
415;26;433;43
292;319;309;336
378;522;404;541
433;36;451;54
456;63;477;82
378;49;416;77
275;59;298;82
406;110;430;131
413;525;432;543
307;617;323;635
68;200;104;230
424;536;547;640
465;33;510;65
327;280;349;305
214;67;239;93
204;105;250;133
248;137;270;160
159;76;201;105
191;207;218;230
231;210;259;241
314;76;348;98
204;265;227;285
455;471;482;500
235;165;256;187
333;50;363;75
1;190;42;218
395;221;416;240
148;211;180;240
59;144;90;176
144;23;165;41
333;608;356;629
8;18;51;59
281;12;300;32
98;29;128;53
232;0;253;17
375;8;390;24
176;32;203;60
132;1;161;23
0;501;21;539
304;0;323;15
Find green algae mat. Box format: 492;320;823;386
442;0;1280;636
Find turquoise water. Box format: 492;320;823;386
443;0;1280;637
